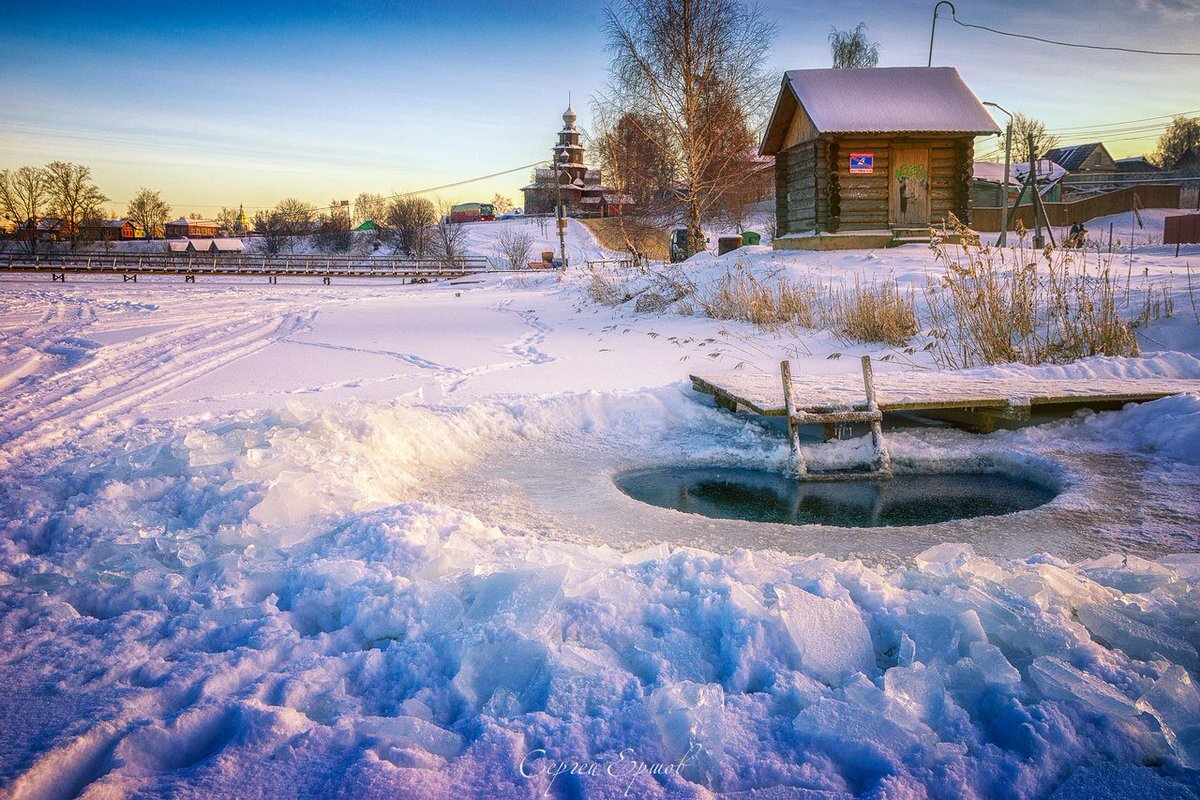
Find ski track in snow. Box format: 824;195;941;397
0;290;317;468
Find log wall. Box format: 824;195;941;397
775;134;977;235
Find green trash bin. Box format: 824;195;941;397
741;231;762;246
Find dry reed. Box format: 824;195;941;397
924;216;1139;369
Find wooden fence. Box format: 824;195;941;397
0;252;504;282
972;184;1181;232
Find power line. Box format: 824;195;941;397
948;11;1200;56
381;161;549;203
1046;110;1200;133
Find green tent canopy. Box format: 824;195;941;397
354;220;381;231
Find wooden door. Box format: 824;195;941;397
890;148;930;226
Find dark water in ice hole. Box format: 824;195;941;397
615;467;1058;528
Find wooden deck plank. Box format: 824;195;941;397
690;371;1200;417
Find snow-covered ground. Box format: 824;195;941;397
1;217;1199;798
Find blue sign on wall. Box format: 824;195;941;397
849;153;874;174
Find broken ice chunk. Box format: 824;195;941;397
897;633;917;668
914;543;1004;582
648;681;724;783
1137;665;1200;768
776;586;875;686
1076;602;1199;672
356;715;463;759
1028;656;1138;718
453;638;549;714
793;698;921;774
1079;554;1175;594
967;641;1021;685
463;566;565;629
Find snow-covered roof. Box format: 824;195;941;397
211;238;244;251
761;67;1000;154
973;159;1066;188
166;240;190;252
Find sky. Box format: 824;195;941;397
1;0;1197;219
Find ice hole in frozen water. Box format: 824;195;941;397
614;466;1058;528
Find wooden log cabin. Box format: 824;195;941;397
760;67;1001;250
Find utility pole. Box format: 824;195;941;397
983;102;1012;246
1028;134;1044;249
554;150;567;268
928;1;956;66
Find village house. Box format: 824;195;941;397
1115;156;1160;174
164;217;221;238
168;237;245;253
521;105;633;218
80;219;138;241
1043;142;1117;175
760;66;999;250
16;217;69;241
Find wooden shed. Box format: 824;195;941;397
760;67;1000;249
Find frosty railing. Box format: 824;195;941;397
1;252;494;275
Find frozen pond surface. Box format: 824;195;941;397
614;467;1059;528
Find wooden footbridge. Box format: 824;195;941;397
692;359;1200;477
0;252;544;284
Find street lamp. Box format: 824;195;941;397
928;1;956;66
983;101;1012;247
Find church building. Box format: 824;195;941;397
522;104;633;218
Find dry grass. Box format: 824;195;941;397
824;279;919;347
692;265;820;329
579;217;670;262
691;264;916;344
924;216;1139;369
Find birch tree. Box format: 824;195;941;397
603;0;776;256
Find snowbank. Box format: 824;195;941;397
1;388;1198;798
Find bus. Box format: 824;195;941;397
449;202;495;223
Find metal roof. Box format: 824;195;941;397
1043;143;1110;172
761;67;1000;154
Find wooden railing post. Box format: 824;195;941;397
780;360;807;476
860;356;892;476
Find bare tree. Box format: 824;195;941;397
495;227;534;270
353;192;387;226
1004;113;1062;163
44;162;108;248
604;0;777;257
126;187;171;239
385;196;436;257
432;199;469;265
0;166;50;254
273;198;317;232
1152;115;1200;172
215;206;240;234
253;211;288;255
312;200;353;252
829;23;879;68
